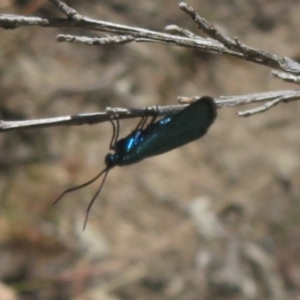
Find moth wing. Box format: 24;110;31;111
131;96;217;160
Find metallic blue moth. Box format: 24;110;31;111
54;96;217;229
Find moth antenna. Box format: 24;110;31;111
53;167;109;205
83;168;110;230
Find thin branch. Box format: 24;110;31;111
1;90;300;132
238;98;285;117
1;1;300;75
179;2;238;49
179;90;300;117
48;0;81;20
56;34;135;45
271;70;300;85
179;90;300;107
178;2;300;74
165;25;207;40
0;105;185;132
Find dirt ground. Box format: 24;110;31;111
1;1;300;299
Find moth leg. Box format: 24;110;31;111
107;108;120;150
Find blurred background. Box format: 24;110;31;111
1;0;300;299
